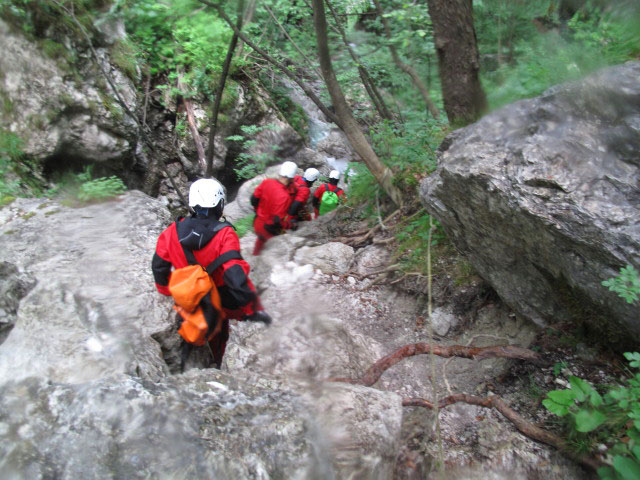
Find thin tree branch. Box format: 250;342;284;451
371;0;440;119
330;343;547;386
263;4;322;78
198;0;341;126
325;0;394;121
177;71;207;173
205;0;244;177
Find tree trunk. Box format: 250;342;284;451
177;73;207;174
311;0;402;206
372;0;440;119
426;0;487;126
205;0;244;177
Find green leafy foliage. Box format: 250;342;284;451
227;124;279;180
602;265;640;304
394;212;447;275
477;1;640;109
47;166;126;205
118;0;236;98
77;176;127;202
0;130;44;202
543;353;640;479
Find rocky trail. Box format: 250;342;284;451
0;190;609;479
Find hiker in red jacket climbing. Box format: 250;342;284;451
312;169;346;218
250;161;298;255
152;178;270;370
288;167;319;222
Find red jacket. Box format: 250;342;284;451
152;217;259;319
312;183;345;217
251;178;295;229
293;176;311;203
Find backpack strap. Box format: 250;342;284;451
176;220;238;268
204;250;243;275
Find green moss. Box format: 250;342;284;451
40;38;70;62
37;203;50;209
44;209;60;216
0;196;16;207
110;39;138;82
0;91;14;117
98;91;123;121
3;229;17;235
21;211;36;220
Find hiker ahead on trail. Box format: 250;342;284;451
152;178;270;369
288;167;319;222
312;169;345;218
250;161;298;256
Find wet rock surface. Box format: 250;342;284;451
421;62;640;343
0;194;404;479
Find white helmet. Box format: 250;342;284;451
188;178;226;208
329;170;340;180
303;167;319;182
279;161;297;178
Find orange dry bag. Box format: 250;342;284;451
168;220;243;347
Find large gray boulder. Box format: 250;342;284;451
421;62;640;342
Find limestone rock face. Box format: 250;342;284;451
421;62;640;341
0;20;137;169
0;193;403;478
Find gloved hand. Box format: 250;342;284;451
289;218;298;231
244;310;272;325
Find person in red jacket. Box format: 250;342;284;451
288;167;319;222
250;161;298;255
312;169;346;218
152;178;270;369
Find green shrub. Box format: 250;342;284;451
602;265;640;305
227;124;279;180
110;39;139;81
543;352;640;479
77;176;126;202
0;130;43;199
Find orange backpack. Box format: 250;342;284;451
168;221;242;347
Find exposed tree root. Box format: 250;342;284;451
402;394;603;472
329;343;547;386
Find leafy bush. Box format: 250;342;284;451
481;2;640;109
543;352;640;479
227;124;279;180
602;265;640;305
77;176;126;202
0;130;43;202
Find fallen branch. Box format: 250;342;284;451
388;271;425;285
403;394;602;472
330;343;546;386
